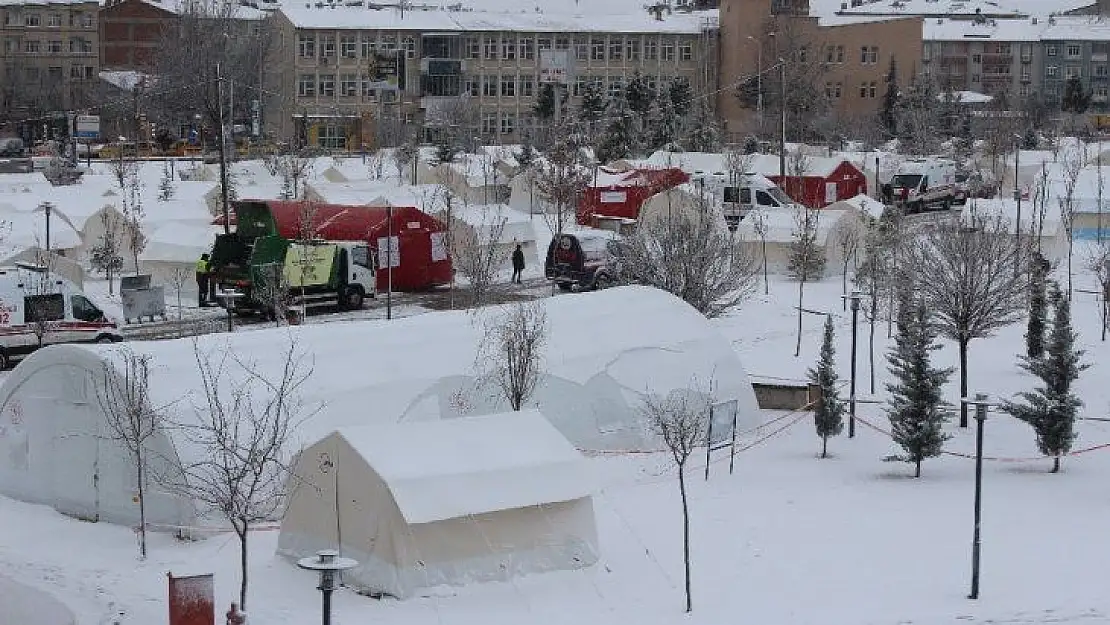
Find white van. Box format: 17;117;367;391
0;263;122;369
885;158;958;213
721;173;802;227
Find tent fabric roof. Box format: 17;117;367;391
338;410;591;524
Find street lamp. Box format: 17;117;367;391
297;549;358;625
1013;134;1023;272
961;393;991;600
746;34;771;130
841;291;863;438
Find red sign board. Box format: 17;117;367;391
168;573;215;625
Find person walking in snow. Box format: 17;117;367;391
511;243;525;284
195;253;211;307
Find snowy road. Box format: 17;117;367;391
0;573;76;625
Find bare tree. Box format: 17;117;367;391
265;151;315;200
476;301;548;410
1032;161;1051;249
724;145;758;185
785;150;811;207
1057;150;1083;300
96;348;167;559
120;169;147;275
25;248;60;348
641;386;711;613
836;225;861;310
453;205;509;307
167;266;191;320
392;137;419;185
1087;243;1110;342
293;201;321;317
431;170;463;308
89;211;125;295
367;149;387;181
618;196;758;318
906;214;1026;426
170;339;317;611
255;262;289;326
751;209;770;295
788;207;825;357
535;115;592;237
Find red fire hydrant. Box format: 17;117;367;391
226;602;246;625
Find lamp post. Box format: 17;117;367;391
747;34;770;131
961;393;991;600
297;549;358;625
1013;134;1023;275
778;56;786;179
40;202;53;256
841;291;862;438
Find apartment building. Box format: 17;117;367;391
1039;18;1110;110
0;0;100;117
922;18;1043;99
98;0;177;70
717;0;922;137
266;6;717;148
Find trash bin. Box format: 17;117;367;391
121;274;167;324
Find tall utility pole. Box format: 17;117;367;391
1014;137;1022;274
386;203;394;320
42;202;52;256
842;292;861;438
217;63;232;234
964;393;990;601
779;58;787;179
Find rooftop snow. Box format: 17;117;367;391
924;16;1045;41
1040;16;1110;40
338;410;591;524
938;90;994;104
834;0;1024;17
278;4;716;32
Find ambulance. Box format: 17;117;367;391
0;263;122;369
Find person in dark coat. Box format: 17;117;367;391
195;253;211;307
511;243;525;284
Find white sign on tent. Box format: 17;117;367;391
377;236;400;268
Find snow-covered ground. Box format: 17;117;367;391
2;235;1109;624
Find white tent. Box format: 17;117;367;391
139;223;220;294
442;203;539;275
733;207;866;276
278;411;598;599
0;286;759;527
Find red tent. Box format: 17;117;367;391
767;159;868;208
223;200;452;292
577;167;689;225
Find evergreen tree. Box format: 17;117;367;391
644;94;678;152
1026;251;1050;359
886;298;953;477
625;71;656;115
1061;76;1091;115
879;56;899;138
668;77;693;117
433;137;456;165
158;161;175;201
515;142;538;169
1003;283;1090;473
579;82;608;122
595;105;637;164
534;83;556;120
808;315;844;458
685;101;722;153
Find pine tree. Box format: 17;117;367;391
668;77;693;117
625;71;656;115
1003;283;1090;473
534;83;556;120
158;161;175;201
515;142;538;169
1061;76;1091;115
433;138;456;165
809;315;844;458
886;298;954;477
1026;251;1050;359
644;94;677;152
579;82;608;122
685;101;722;153
879;57;899;138
596;105;637;164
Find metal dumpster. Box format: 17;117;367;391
120;274;167;324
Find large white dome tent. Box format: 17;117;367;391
0;286;759;529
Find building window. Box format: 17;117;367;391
317;125;346;149
836;45;844;63
361;37;375;58
1097;85;1108;100
573;75;586;96
319;74;335;97
1066;65;1080;78
555;36;570;49
627;38;641;61
1046;45;1057;57
1067;44;1081;58
607;77;623;99
47;12;60;27
482;112;497;134
404;36;415;58
825;45;835;63
575;41;588;61
69;37;91;53
972;74;980;83
645;38;658;60
466;37;480;59
520;37;533;60
1021;66;1031;80
47;39;61;53
341;35;357;58
972;53;981;64
24;40;40;53
521;74;534;96
23;13;39;26
860;45;878;64
860;81;877;98
1047;65;1059;77
1096;64;1108;77
69;65;92;79
465;76;479;96
1019;83;1030;97
483;74;498;97
299;35;316;58
484;36;498;60
502;37;516;60
679;42;693;61
610;38;623;61
501;74;516;97
538;37;552;51
591;38;605;61
340;74;358;96
320;35;336;58
500;112;515;135
662;40;675;61
834;82;842;98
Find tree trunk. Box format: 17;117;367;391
137;461;147;559
238;522;249;611
821;434;828;459
841;266;848;311
959;337;970;427
678;468;692;613
868;300;877;394
914;458;921;478
1067;237;1074;301
1052;456;1061;473
794;281;804;357
761;240;768;295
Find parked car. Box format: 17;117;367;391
544;232;622;291
0;137;24;157
955;171;998;201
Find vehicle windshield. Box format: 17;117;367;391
892;174;923;189
767;186;792;206
578;236;612;255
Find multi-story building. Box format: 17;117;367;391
0;0;100;122
265;5;718;148
1039;18;1110;110
922;18;1044;99
98;0;178;71
717;0;923;138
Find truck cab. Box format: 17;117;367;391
885;158;958;213
0;263;121;369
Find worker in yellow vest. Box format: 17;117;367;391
196;253;211;307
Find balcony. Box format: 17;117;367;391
1094;52;1108;62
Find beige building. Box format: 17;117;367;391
717;0;921;139
0;0;100;119
265;5;717;149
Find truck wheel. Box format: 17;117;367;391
342;287;365;310
95;334;118;344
